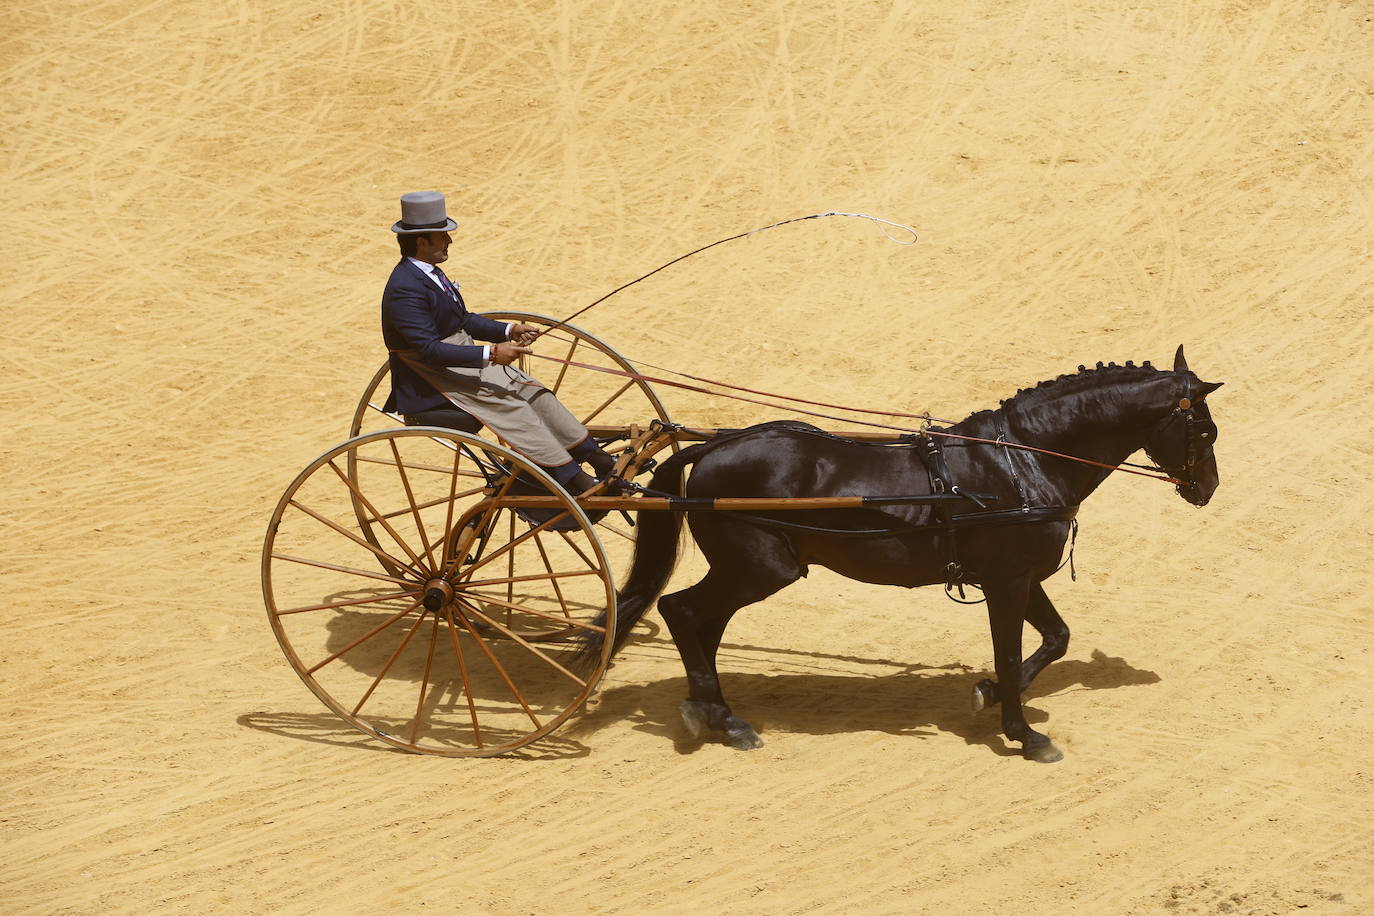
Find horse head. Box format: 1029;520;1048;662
1142;345;1224;506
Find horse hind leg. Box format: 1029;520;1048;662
673;607;764;750
661;560;799;751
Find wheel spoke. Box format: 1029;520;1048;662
596;519;636;541
288;497;427;579
458;599;588;686
579;380;636;426
424;518;474;569
307;598;424;675
350;610;430;716
532;532;572;619
460;591;605;633
450;606;541;728
267;420;621;756
505;509;516;623
557;529;601;572
276;589;423;616
388;438;436;570
364;486;487;523
464;490;513;571
355;454;483;475
443;607;483;747
464;509;575;578
325;461;429;574
459;568;599;590
443;445;463;557
551;335;580;394
409;613;442;744
271;553;412;586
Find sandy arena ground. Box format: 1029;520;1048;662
4;1;1373;913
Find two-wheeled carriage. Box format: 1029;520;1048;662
263;311;1222;762
261;312;982;756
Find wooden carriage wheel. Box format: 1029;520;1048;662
348;311;674;442
347;311;670;624
262;427;617;757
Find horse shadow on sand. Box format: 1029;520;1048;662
246;601;1157;759
565;640;1160;757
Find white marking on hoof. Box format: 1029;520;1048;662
725;728;764;751
971;680;995;713
679;700;708;739
1025;742;1064;764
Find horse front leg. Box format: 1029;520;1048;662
972;580;1069;708
1019;581;1069;690
981;574;1064;763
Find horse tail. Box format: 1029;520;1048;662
573;442;710;668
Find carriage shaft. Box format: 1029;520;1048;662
585;424;911;444
496;493;988;512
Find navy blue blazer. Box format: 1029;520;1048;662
380;258;510;414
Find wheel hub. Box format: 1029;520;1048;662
422;577;455;612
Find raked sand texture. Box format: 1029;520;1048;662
3;2;1372;914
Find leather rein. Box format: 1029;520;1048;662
524;347;1209;488
525;347;1211;604
514;212;1207;488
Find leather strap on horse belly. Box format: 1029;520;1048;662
914;432;971;596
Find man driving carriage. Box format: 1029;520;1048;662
380;191;616;497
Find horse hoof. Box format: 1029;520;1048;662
725;728;764;751
1024;742;1064;764
723;719;764;750
971;679;996;713
679;700;708;739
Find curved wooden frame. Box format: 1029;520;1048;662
348;310;674;441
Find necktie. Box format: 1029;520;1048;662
432;266;459;300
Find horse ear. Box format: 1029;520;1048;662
1173;345;1188;373
1200;380;1224;395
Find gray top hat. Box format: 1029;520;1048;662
392;191;458;234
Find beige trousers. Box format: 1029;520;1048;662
394;332;588;467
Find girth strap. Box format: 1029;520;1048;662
913;432;971;595
948;504;1079;528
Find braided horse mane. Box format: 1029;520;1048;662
957;360;1167;426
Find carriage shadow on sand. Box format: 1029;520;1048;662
250;602;1157;757
236;709;593;759
568;643;1159;757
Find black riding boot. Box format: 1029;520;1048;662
569;439;617;479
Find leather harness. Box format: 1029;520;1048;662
912;426;1079;601
627;391;1211;602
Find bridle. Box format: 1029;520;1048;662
1142;376;1218;491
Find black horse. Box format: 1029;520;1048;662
579;346;1222;762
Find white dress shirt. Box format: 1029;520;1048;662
407;257;511;365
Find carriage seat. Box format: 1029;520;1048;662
402;405;482;434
